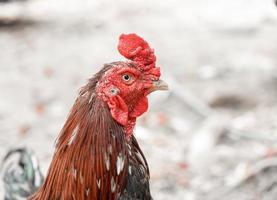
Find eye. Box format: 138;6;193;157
122;74;131;82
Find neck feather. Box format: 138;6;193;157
30;79;130;200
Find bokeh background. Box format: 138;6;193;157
1;0;277;199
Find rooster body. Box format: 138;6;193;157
2;34;168;200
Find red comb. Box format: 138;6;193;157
118;33;157;71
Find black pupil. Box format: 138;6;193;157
123;75;130;81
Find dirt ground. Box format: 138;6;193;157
1;0;277;199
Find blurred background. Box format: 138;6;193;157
0;0;277;199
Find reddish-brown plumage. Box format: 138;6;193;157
28;34;167;200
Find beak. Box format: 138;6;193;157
149;79;169;93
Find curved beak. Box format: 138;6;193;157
149;79;169;93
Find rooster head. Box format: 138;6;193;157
96;33;168;137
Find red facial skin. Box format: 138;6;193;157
96;65;160;138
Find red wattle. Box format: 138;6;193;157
129;97;148;118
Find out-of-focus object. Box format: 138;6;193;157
0;0;28;26
188;115;229;175
0;0;26;3
1;148;44;200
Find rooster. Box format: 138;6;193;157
1;33;168;200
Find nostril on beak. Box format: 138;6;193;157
148;80;169;93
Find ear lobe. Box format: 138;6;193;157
107;95;129;126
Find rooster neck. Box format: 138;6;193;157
30;85;132;200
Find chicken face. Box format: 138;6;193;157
96;62;168;136
95;33;168;137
